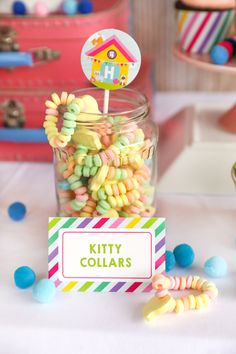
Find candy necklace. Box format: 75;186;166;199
144;274;218;321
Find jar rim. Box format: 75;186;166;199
71;87;149;122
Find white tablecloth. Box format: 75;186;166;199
0;161;235;354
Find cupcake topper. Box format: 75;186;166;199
81;29;141;113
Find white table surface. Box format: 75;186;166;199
1;93;236;354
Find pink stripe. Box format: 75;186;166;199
48;262;58;278
142;283;153;293
126;282;142;292
55;279;62;287
187;12;212;52
109;218;124;228
92;218;109;228
181;12;199;47
155;253;165;270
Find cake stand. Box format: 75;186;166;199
157;45;236;195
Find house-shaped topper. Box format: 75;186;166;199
85;35;138;89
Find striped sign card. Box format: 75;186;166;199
48;217;166;293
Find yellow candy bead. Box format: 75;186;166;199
90;165;109;192
104;209;119;217
191;276;200;289
195;295;204;310
45;100;57;109
175;299;185;313
51;93;61;106
188;294;196;309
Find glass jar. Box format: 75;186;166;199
54;87;158;217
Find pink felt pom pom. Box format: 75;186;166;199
34;1;49;17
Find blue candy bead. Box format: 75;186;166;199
173;243;195;268
8;202;27;221
32;279;56;303
58;180;71;190
12;1;27;15
204;256;228;278
78;0;93;14
210;45;229;65
165;250;176;272
14;266;36;289
63;0;78;15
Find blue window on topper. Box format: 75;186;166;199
101;62;120;83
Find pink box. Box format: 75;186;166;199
0;0;129;90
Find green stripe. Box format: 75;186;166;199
155;221;166;237
141;217;158;229
48;217;61;231
48;218;77;247
94;282;110;292
78;282;94;292
211;11;231;48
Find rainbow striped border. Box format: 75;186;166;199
48;217;166;293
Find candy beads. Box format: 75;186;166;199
44;92;79;148
47;91;157;218
144;274;218;321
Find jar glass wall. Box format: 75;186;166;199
54;87;158;217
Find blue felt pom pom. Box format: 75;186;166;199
12;1;27;15
8;202;27;221
32;279;56;303
78;0;93;14
165;250;176;272
204;256;228;278
210;45;229;65
173;243;195;268
63;0;78;15
14;266;36;289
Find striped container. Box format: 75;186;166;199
176;2;235;54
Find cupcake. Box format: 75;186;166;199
175;0;235;54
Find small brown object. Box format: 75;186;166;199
3;100;25;128
0;26;19;52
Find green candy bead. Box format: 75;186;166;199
77;145;88;153
98;200;111;210
63;120;76;128
113;141;123;150
90;166;98;176
85;155;93;168
97;188;107;200
63;112;76;121
114;168;121;180
70;181;83;190
96;205;108;215
120;169;127;180
119;211;129;217
119;136;130;146
83;166;90;177
67;174;78;184
114;116;123;124
67;103;80;114
93;155;102;167
71;200;86;211
75;165;82;177
61;127;74;136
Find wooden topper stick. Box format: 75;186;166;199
103;89;110;114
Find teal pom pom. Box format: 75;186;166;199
165;250;176;272
173;243;195;268
204;256;228;278
63;0;77;15
14;266;36;289
32;279;56;303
